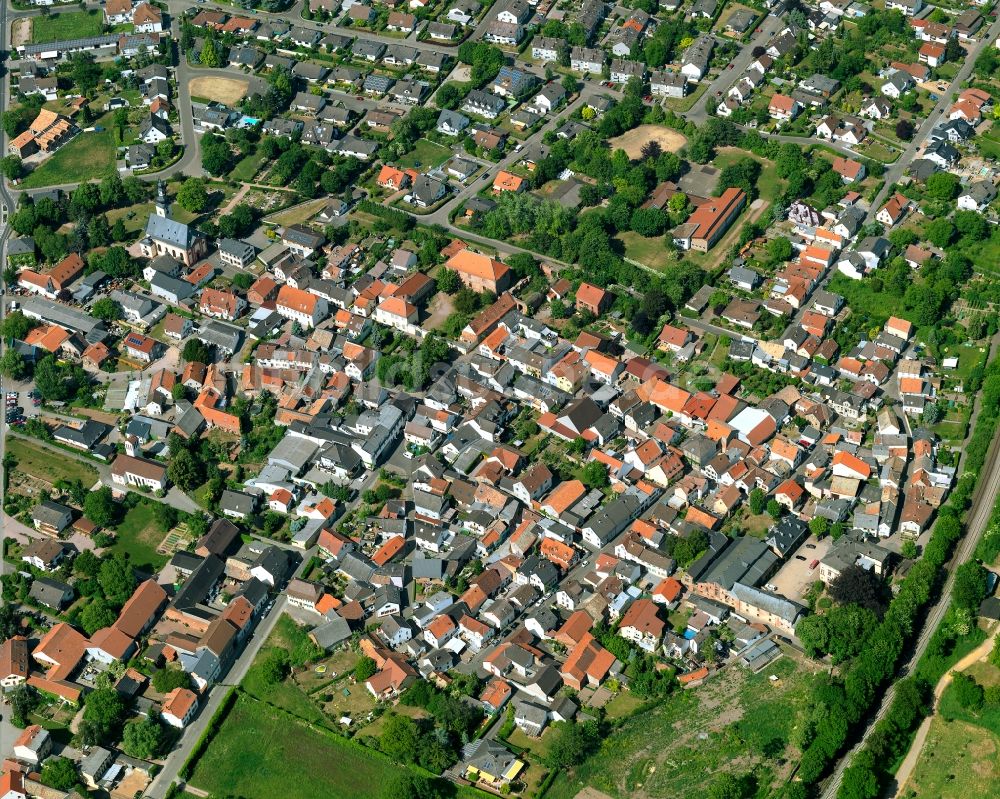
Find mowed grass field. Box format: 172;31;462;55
109;500;170;571
907;717;1000;798
7;437;99;487
546;652;821;799
906;654;1000;797
191;694;405;799
31;10;102;43
21;128;117;189
396;138;451;170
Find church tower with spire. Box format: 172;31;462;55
154;180;169;218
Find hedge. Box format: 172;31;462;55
178;686;238;781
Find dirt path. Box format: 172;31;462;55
220;183;251;216
894;625;999;796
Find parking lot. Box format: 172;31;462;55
4;383;40;427
769;534;832;602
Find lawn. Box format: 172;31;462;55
6;438;99;487
546;652;821;799
243;668;333;728
264;198;329;227
106;202;154;235
619;231;675;271
20;128;117;189
30;10;103;43
827;272;908;328
230;150;268;183
396;138;451;170
190;694;409;799
938;658;1000;736
714;147;783;202
978;129;1000;160
110;500;170;571
906;717;1000;798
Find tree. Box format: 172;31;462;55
1;311;35;341
182;338;211;364
219;203;255;238
91;297;121;322
895;119;914;141
434;82;466;110
767;237;793;262
39;757;78;791
951;672;984;710
201;134;232;177
33;355;73;402
177;178;208;213
152;667;191;693
767;499;783;519
73;549;101;578
926;171;960;201
708;772;755;799
925;217;955;248
2;100;44;139
256;649;290;685
748;488;767;515
99;553;136;607
1;155;22;181
580;461;609;489
82;687;127;745
168;448;205;491
354;656;377;682
944;35;963;63
379;773;448;799
0;350;27;380
630;207;668;237
89;246;138;279
0;604;21;641
156;137;175;164
79;598;118;636
829;564;889;614
955;209;988;241
9;684;38;728
71;53;102;94
545;720;600;769
200;37;222;67
123;716;170;759
809;517;829;538
435;267;460;294
672;529;708;568
952;561;988;612
379;713;419;763
838;751;879;799
796;603;878;662
84;486;120;528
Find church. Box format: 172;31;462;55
139;181;208;266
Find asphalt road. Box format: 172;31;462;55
143;594;291;799
685;15;785;124
862;14;1000;225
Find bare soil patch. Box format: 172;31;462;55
11;19;32;49
189;75;249;105
609;125;688;159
